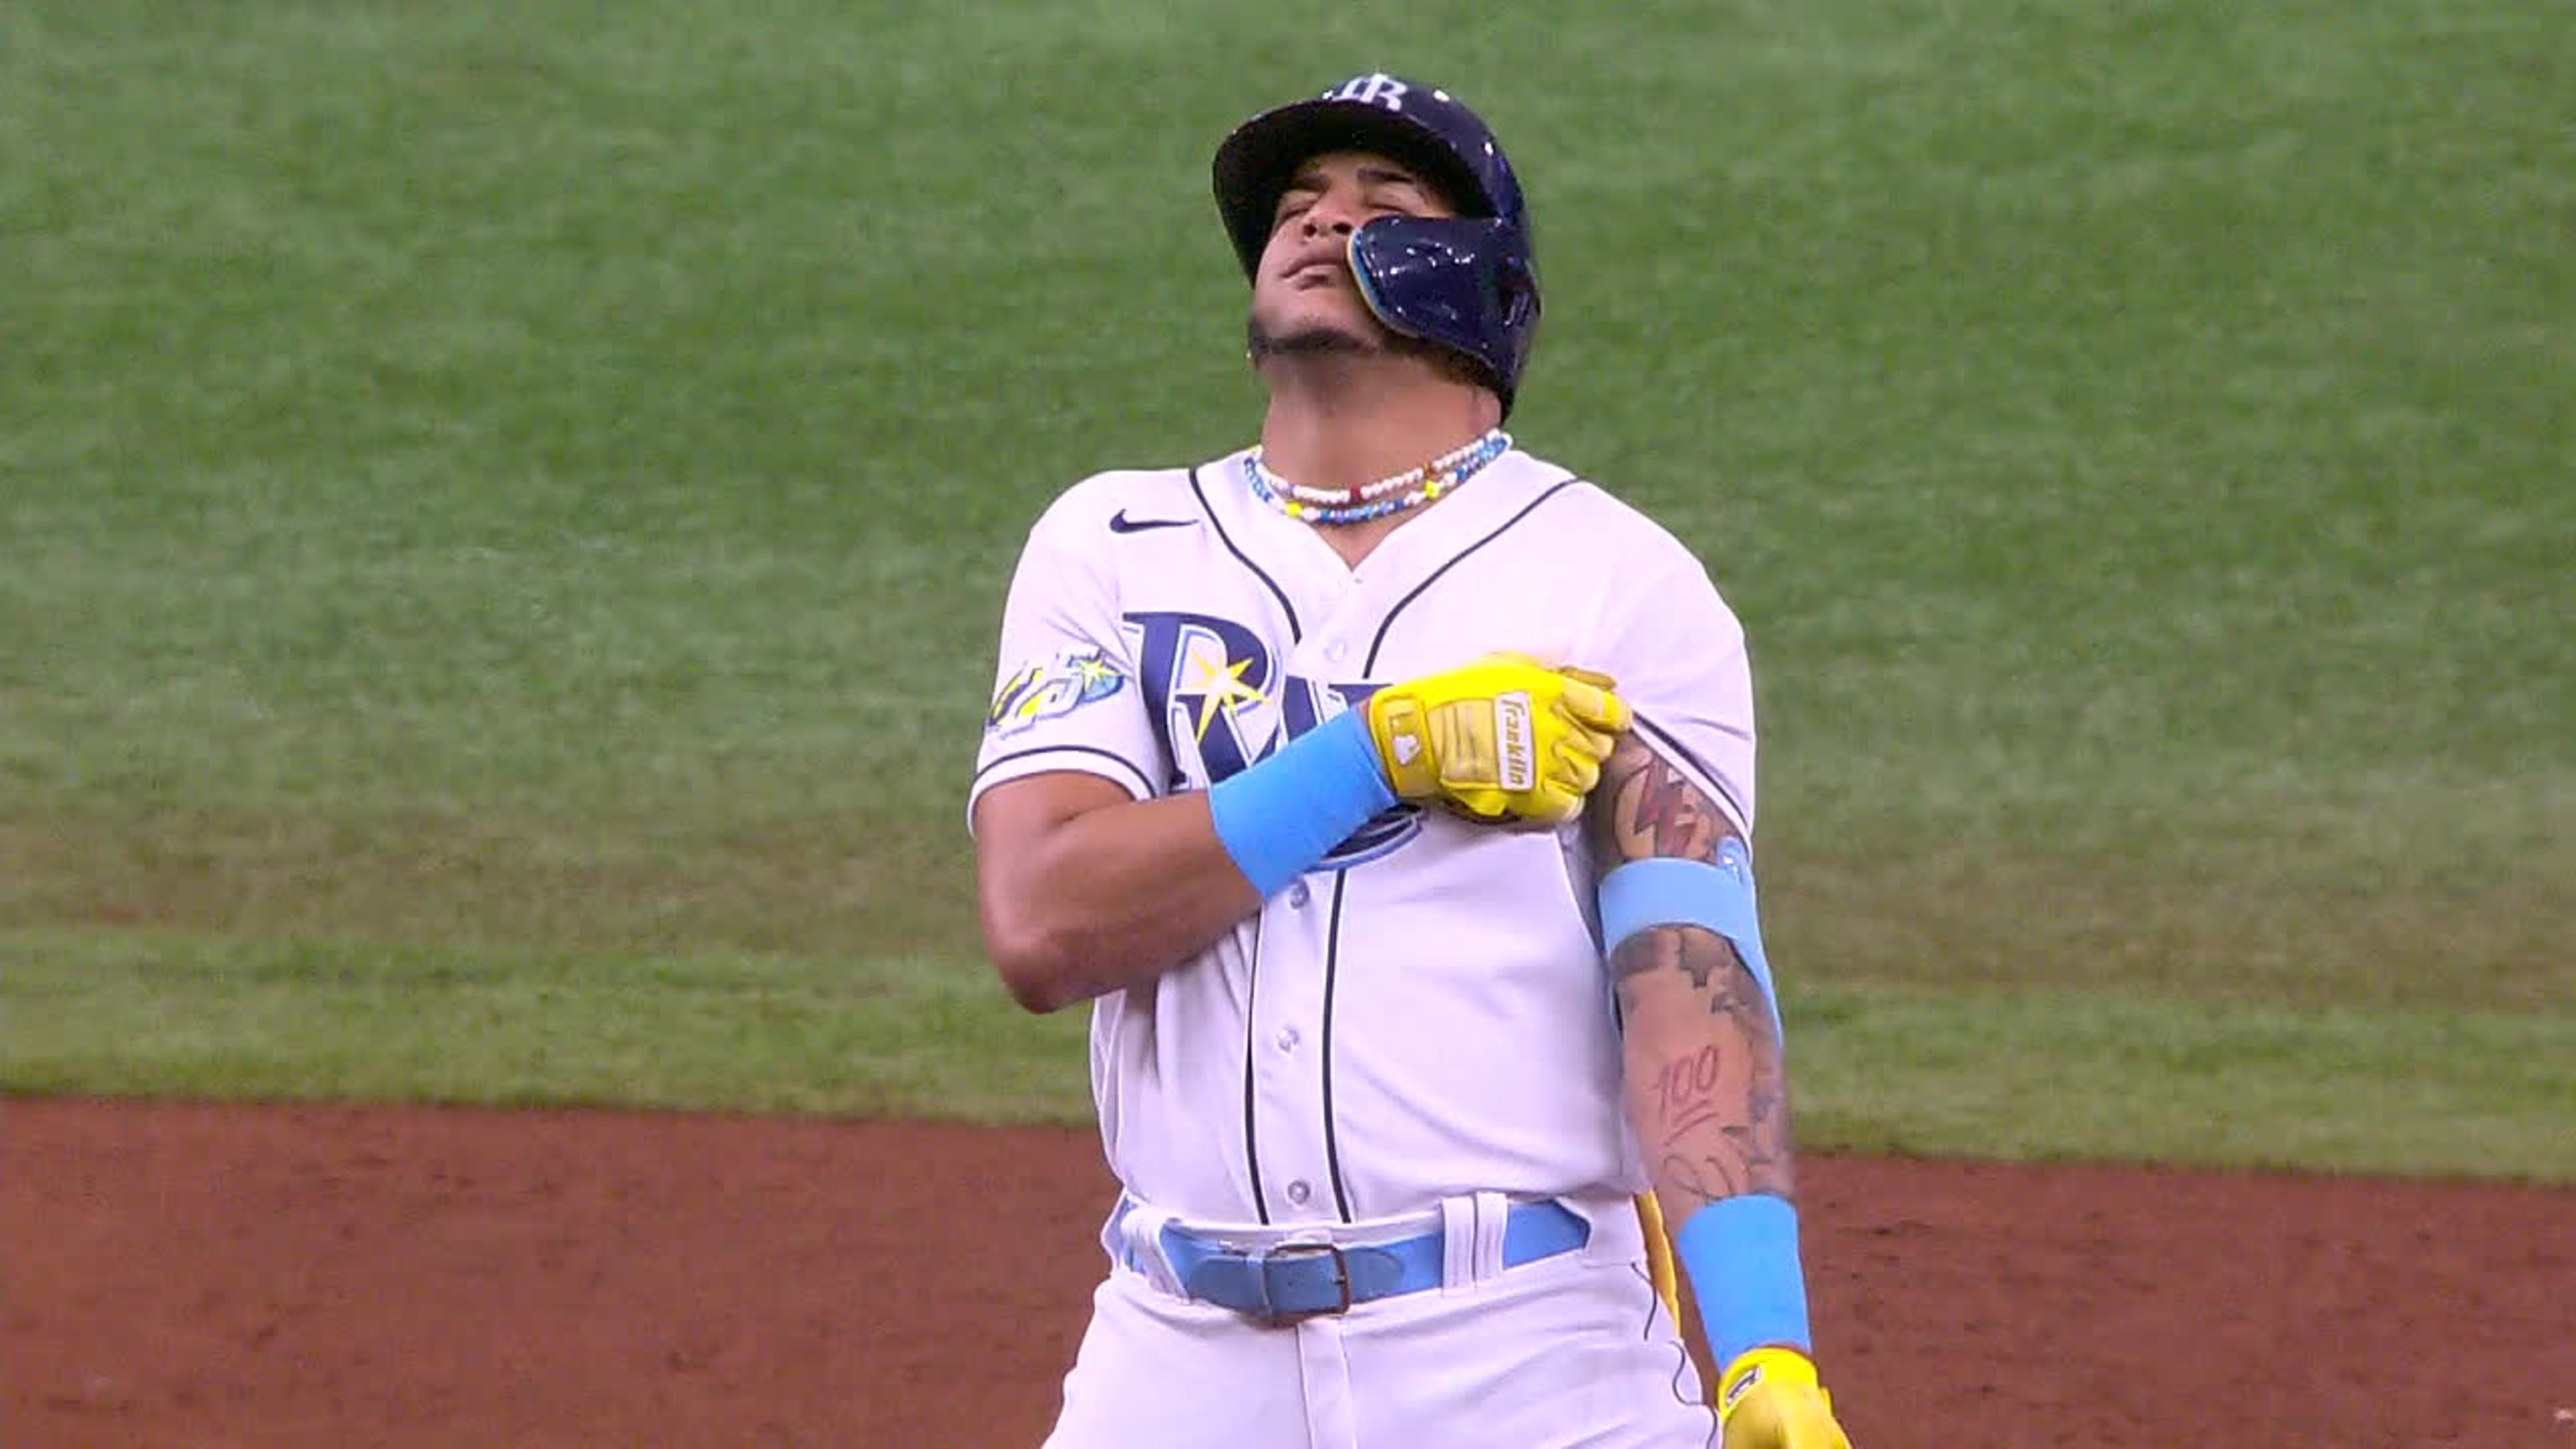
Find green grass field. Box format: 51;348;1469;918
6;1;2570;1181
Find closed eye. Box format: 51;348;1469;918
1272;161;1442;232
1358;165;1444;216
1355;164;1430;205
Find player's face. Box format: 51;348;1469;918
1247;150;1453;360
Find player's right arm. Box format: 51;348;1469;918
969;486;1247;1013
973;776;1262;1013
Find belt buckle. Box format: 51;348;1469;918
1260;1241;1353;1324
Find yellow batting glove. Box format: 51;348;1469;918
1718;1348;1852;1449
1364;653;1632;825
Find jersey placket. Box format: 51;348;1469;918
1241;566;1375;1223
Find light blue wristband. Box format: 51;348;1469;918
1671;1193;1812;1367
1206;710;1398;898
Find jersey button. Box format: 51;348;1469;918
1275;1026;1300;1053
1325;641;1349;663
1285;1181;1312;1206
1285;880;1311;908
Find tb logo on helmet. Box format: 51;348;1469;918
1324;73;1410;111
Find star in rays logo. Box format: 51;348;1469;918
1182;649;1270;743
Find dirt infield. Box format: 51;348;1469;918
5;1098;2569;1446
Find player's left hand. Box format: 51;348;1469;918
1363;652;1631;826
1717;1348;1852;1449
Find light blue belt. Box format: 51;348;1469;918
1115;1197;1591;1322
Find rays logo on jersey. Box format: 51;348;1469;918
1125;610;1422;865
986;647;1127;738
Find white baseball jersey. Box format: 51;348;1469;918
970;445;1757;1229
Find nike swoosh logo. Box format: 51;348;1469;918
1109;510;1197;535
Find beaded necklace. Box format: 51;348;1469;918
1243;429;1513;525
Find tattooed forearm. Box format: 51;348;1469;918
1614;925;1794;1207
1592;735;1797;1210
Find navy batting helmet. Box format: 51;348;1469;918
1213;73;1540;415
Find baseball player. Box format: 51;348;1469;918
970;73;1855;1449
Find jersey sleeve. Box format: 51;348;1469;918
1588;531;1759;839
966;486;1171;830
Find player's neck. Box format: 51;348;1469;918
1255;377;1504;506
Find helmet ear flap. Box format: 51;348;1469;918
1349;216;1540;417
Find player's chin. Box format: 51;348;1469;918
1245;307;1385;361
